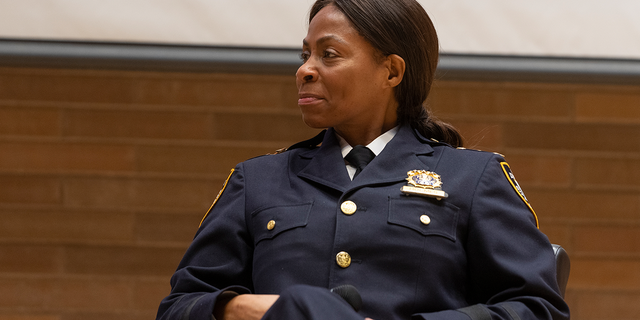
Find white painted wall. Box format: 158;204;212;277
1;0;638;59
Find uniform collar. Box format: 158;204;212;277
296;124;437;192
336;126;399;158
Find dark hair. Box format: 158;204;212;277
310;0;463;147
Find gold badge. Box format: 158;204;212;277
401;170;448;200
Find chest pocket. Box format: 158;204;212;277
388;196;459;241
251;202;313;245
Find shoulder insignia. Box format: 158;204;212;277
454;146;489;153
199;168;235;228
270;147;288;155
425;137;454;148
500;162;539;228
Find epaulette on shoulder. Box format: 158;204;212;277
426;137;505;158
425;137;453;148
270;130;326;154
455;146;506;158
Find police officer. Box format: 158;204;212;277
157;1;570;319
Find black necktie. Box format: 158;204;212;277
345;145;375;178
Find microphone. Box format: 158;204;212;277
330;284;362;312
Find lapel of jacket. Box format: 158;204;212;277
296;127;352;192
345;125;437;192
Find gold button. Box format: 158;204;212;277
336;251;351;268
267;220;276;230
340;201;357;215
420;215;431;225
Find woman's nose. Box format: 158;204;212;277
296;61;318;83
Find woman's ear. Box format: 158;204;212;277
385;54;405;88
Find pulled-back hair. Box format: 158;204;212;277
310;0;463;147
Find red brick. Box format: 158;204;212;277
0;175;60;204
0;209;134;243
504;122;640;153
447;121;503;151
575;157;640;188
539;224;572;250
0;277;53;308
213;112;319;142
169;75;292;108
526;189;640;221
573;226;640;255
60;311;153;320
132;279;171;310
504;154;572;186
134;212;200;243
430;84;574;119
63;177;219;210
51;277;132;311
571;290;640;319
113;72;294;108
563;288;578;312
63;246;185;276
576;92;640;123
63;109;212;140
570;258;640;290
281;82;301;110
136;145;274;175
0;142;135;172
0;107;60;136
0;245;62;274
0;69;133;103
0;68;293;108
0;315;60;320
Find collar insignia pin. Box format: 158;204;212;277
401;170;448;200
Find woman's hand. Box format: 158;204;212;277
214;293;376;320
215;294;279;320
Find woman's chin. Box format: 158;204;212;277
301;116;332;130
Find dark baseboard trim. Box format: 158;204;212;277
0;39;301;74
2;38;640;84
438;54;640;84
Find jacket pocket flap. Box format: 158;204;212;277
252;202;313;244
388;197;459;241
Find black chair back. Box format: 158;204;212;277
551;244;570;298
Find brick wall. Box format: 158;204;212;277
0;66;638;319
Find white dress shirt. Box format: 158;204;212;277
336;126;399;180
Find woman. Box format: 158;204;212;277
157;0;570;319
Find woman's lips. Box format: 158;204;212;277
298;97;320;104
298;94;323;105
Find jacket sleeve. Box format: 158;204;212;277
412;154;570;320
156;164;254;320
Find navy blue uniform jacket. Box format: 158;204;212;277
157;124;569;320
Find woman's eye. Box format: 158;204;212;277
299;52;310;62
323;51;337;59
